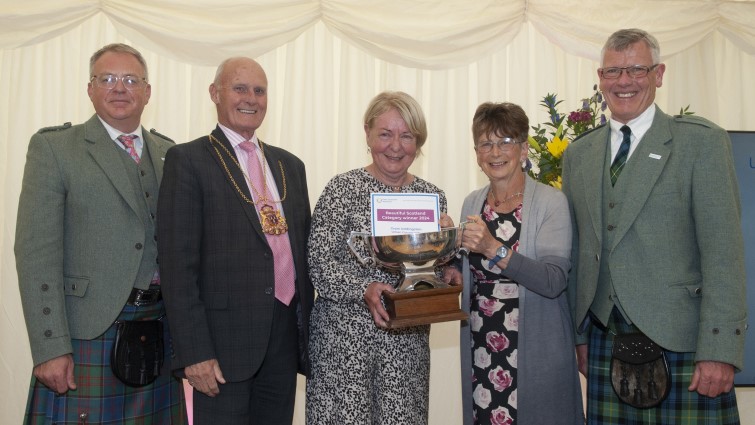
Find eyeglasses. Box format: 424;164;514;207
90;74;147;91
599;64;659;80
475;138;522;153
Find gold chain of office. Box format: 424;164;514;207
209;134;289;235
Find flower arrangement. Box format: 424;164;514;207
527;85;607;189
527;86;694;189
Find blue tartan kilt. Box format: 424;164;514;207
586;310;740;425
24;300;187;425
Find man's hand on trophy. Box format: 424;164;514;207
365;282;395;328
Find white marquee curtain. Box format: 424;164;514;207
2;1;755;424
5;1;755;66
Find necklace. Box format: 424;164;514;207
366;166;411;192
388;183;406;192
490;189;523;207
209;134;289;235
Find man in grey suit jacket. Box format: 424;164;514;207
158;57;313;425
563;28;746;423
15;44;186;423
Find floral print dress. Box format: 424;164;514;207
468;200;522;425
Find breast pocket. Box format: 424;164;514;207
64;276;90;297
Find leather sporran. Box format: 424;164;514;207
111;320;164;387
610;332;670;408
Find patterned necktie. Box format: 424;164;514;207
239;141;296;305
118;134;141;164
610;125;631;186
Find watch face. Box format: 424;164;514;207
497;246;507;258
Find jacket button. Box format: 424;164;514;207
41;284;49;291
736;329;741;335
44;330;52;337
265;287;273;295
712;328;720;334
135;243;143;250
607;225;615;231
609;202;615;208
694;287;702;295
71;284;77;290
43;307;51;315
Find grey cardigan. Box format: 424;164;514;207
458;176;583;424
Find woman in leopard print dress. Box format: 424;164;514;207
305;91;451;424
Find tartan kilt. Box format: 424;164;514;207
586;310;740;424
24;300;187;425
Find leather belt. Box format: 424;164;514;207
127;287;162;306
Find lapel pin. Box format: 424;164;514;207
649;153;662;160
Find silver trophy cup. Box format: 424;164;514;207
347;227;467;327
347;227;463;292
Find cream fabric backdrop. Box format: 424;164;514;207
1;1;754;424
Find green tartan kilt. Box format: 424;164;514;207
586;310;740;425
24;300;187;425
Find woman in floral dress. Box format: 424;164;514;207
445;102;583;424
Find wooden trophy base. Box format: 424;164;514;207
383;285;467;329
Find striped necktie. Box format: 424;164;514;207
610;125;631;186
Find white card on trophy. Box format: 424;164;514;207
370;193;440;237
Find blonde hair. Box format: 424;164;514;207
363;91;428;153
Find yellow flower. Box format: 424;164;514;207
549;175;562;190
546;136;569;159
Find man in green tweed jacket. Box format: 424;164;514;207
15;43;186;424
562;28;746;424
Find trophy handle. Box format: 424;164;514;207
456;221;470;257
347;231;375;266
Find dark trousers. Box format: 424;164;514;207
193;300;299;425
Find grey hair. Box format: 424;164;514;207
89;43;148;80
601;28;661;65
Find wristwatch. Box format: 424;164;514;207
488;244;509;268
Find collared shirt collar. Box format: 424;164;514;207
97;115;145;155
218;123;259;148
217;124;282;203
609;104;655;161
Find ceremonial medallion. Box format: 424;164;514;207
260;204;288;235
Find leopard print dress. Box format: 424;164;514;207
305;168;447;424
